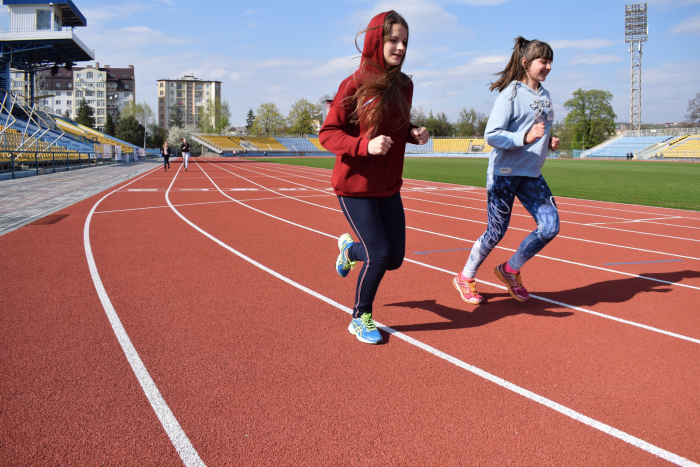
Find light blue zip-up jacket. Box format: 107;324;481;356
485;80;554;178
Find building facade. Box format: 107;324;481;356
157;75;221;131
33;63;135;131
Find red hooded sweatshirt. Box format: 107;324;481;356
320;11;419;198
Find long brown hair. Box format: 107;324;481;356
490;36;553;98
349;11;411;138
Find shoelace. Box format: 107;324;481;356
503;269;524;289
361;313;377;331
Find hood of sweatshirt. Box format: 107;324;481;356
360;11;390;73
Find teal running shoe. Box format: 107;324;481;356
335;233;356;277
348;313;382;344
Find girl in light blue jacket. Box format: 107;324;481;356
454;37;560;305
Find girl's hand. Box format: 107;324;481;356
549;136;560;151
412;127;429;145
368;135;393;155
525;122;545;144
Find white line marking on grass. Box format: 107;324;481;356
198;160;700;339
84;167;205;467
176;162;698;467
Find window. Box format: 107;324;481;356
66;91;72;96
170;90;173;95
77;74;82;79
76;82;83;88
96;83;104;88
97;100;104;106
66;110;71;116
124;84;130;90
85;91;94;96
67;100;72;106
55;83;61;89
177;91;183;98
176;84;182;90
97;109;105;115
97;118;105;125
76;91;83;97
88;100;95;105
36;9;51;30
97;91;104;97
86;72;93;79
87;83;94;88
67;83;72;89
55;100;61;105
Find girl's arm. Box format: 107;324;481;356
484;94;527;150
319;82;370;157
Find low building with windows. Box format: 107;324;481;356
157;75;221;131
37;63;135;131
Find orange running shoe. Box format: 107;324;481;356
494;263;530;302
453;274;485;304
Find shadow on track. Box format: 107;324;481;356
383;269;700;333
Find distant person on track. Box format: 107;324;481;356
453;36;560;305
161;141;172;171
320;10;429;345
181;138;191;171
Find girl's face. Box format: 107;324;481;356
524;57;552;83
383;24;408;68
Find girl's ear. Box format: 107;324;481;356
521;56;528;70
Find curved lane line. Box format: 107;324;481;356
197;159;700;344
174;160;698;467
84;166;206;467
208;162;700;290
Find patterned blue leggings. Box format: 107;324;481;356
463;174;559;278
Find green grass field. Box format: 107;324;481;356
250;157;700;211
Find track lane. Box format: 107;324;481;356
163;160;700;464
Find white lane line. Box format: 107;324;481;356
199;160;700;342
179;161;698;467
210;162;700;284
84;167;205;467
404;207;700;262
240;163;700;236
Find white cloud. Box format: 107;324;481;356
670;15;700;35
350;0;460;35
447;0;510;4
549;38;616;50
567;54;624;66
81;4;143;24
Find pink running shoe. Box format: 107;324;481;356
494;263;529;302
453;275;485;305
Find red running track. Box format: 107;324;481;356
1;157;699;466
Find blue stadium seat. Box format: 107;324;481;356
587;136;675;158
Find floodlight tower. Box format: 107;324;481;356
625;3;648;134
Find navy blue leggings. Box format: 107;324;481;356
338;192;405;318
463;174;560;277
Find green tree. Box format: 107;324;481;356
287;98;321;136
168;105;184;129
104;112;116;136
424;110;453;137
75;99;95;128
245;108;255;132
115;115;145;146
252;102;285;135
147;123;166;148
476;116;488;137
454;108;487;137
686;92;700;125
199;97;232;133
62;109;71;120
563;89;617;150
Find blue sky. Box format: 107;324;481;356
3;0;699;125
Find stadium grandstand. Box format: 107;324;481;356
193;134;497;156
582;128;700;160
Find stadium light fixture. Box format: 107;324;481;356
625;3;648;134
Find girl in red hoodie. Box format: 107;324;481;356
320;10;428;345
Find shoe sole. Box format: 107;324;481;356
348;322;382;344
336;234;353;278
452;277;485;304
494;268;528;302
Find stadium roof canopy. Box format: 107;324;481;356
1;0;87;27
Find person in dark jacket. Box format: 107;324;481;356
319;10;428;345
181;138;191;171
161;141;172;171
